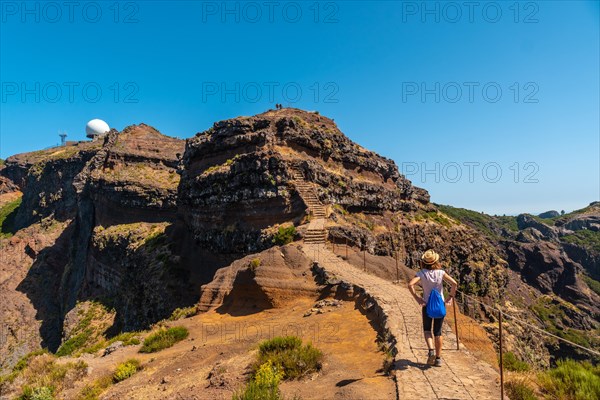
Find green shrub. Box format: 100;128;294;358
17;385;55;400
414;211;453;228
113;359;141;383
56;329;93;357
77;375;113;400
139;326;189;353
259;336;302;354
13;349;49;373
272;226;296;245
436;204;519;236
144;231;167;249
582;275;600;297
502;351;530;372
0;197;22;238
82;331;141;354
539;360;600;400
505;380;537;400
111;331;141;346
562;230;600;252
530;297;598;350
333;204;348;215
11;356;86;400
232;379;281;400
1;350;51;390
56;301;114;356
169;306;197;321
233;360;284;400
249;258;261;271
255;336;323;380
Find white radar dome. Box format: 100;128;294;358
86;119;110;138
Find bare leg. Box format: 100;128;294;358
425;331;434;350
435;335;443;357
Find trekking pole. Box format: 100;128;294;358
453;298;460;350
499;310;504;400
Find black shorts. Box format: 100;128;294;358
422;306;444;337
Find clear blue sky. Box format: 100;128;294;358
1;1;598;215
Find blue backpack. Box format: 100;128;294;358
426;290;446;319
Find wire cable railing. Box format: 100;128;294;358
307;239;600;400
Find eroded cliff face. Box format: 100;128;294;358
0;124;188;368
3;143;100;229
178;109;429;253
83;222;197;330
77;124;184;226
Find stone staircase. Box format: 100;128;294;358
291;168;328;244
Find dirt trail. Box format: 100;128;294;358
302;242;503;400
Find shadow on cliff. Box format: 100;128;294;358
15;221;76;352
215;269;274;316
14;218;236;350
91;222;222;335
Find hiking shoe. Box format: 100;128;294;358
434;357;442;367
426;350;436;366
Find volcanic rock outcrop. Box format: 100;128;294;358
177;109;429;253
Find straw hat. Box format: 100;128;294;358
421;249;440;265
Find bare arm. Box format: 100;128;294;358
443;273;458;305
408;276;426;306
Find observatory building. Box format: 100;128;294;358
86;119;110;139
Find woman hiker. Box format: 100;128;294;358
408;249;458;367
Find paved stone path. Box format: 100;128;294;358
291;168;503;399
302;243;503;400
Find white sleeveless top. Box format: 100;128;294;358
416;269;445;302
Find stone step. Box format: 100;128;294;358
305;232;327;238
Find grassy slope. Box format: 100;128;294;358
0;196;22;238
